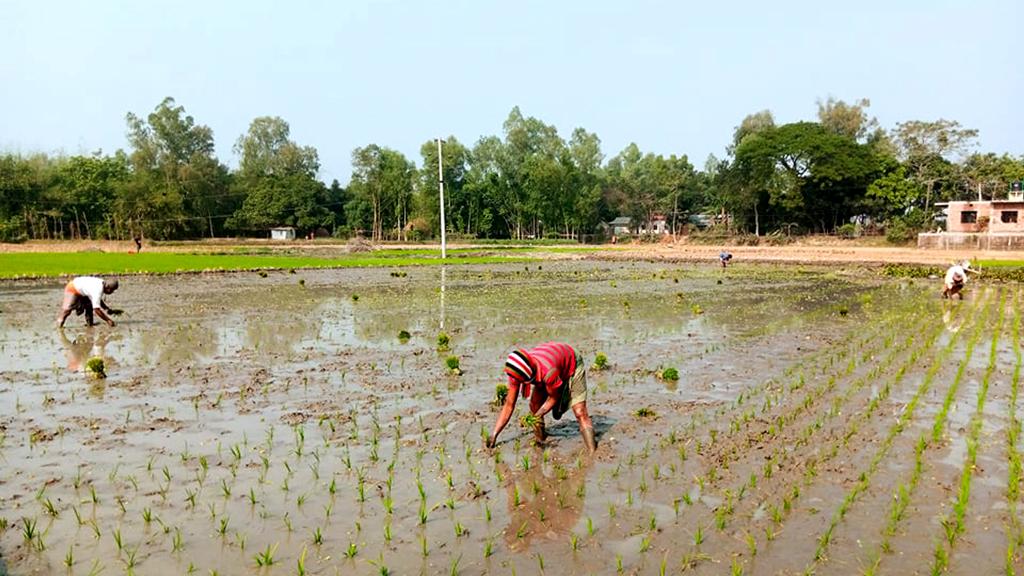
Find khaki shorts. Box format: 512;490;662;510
554;352;588;419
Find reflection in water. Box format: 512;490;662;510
500;453;589;549
135;321;220;365
440;266;447;332
942;301;965;334
59;329;118;372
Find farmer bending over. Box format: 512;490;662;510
719;251;733;268
57;276;120;328
942;260;977;300
487;342;597;452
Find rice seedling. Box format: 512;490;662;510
437;332;450;351
254;542;278;566
312;526;324;545
64;545;74;568
296;546;308;576
593;352;609;371
172;527;184;552
694;525;705;546
344;541;358;558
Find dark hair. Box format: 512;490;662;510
104;278;119;291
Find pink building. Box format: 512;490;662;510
942;195;1024;233
921;191;1024;249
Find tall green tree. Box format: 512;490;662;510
123;97;228;238
228;116;329;234
348;145;414;241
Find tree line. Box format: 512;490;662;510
1;96;1022;243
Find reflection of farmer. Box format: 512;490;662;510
57;276;120;328
719;251;733;268
487;343;597;452
498;457;587;549
59;329;114;371
942;260;977;300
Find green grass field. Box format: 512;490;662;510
0;250;543;279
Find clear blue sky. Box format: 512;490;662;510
2;0;1020;184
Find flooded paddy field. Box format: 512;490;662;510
1;260;1021;575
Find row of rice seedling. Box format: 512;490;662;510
855;292;995;575
804;292;996;574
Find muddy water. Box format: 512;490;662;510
0;261;1004;575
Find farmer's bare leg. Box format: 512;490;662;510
57;290;78;327
529;389;547;442
572;402;597;452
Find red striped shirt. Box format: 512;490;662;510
508;342;577;397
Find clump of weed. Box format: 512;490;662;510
397;330;411;343
635;407;656;418
446;356;462;375
658;367;680;382
351;294;359;302
298;278;305;287
691;304;704;315
437;332;450;351
258;271;268;278
85;357;106;379
593;352;609;371
389;271;408;278
837;305;849;317
495;384;509;406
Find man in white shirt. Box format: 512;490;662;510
942;260;976;300
57;276;120;328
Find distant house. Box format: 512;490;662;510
270;227;296;241
638;214;670;235
920;189;1024;249
608;216;632;236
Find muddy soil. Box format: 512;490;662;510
0;261;1018;575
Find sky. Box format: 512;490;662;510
1;0;1020;184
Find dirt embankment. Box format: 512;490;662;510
5;237;1024;267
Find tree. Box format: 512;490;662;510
731;122;882;233
348;145;414;241
234;116;319;179
891;119;978;212
418;136;470;236
123;97;228;238
816;97;881;142
229;116;326;234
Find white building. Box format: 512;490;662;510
270;227;296;241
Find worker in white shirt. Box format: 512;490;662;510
942;260;978;300
57;276;120;328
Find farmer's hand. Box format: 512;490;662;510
106;319;116;327
108;309;124;316
485;435;496;449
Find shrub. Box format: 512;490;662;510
885;219;912;244
593;352;609;371
0;217;27;243
836;223;857;239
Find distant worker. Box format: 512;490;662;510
487;342;597;453
57;276;120;328
719;251;733;268
942;260;978;300
133;235;142;253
